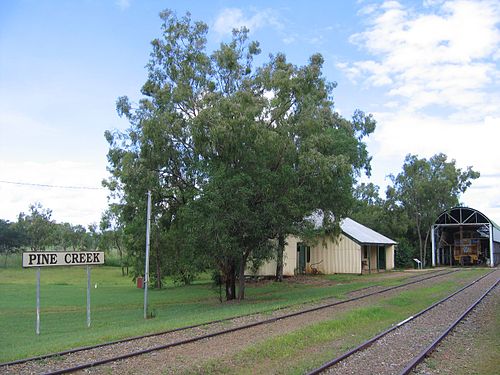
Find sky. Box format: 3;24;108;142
1;0;499;227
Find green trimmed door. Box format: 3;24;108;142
297;243;307;274
377;245;386;270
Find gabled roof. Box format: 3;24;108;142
306;211;397;245
341;217;397;245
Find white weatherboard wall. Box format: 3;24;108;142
249;217;396;276
386;245;395;270
250;235;299;277
310;234;362;274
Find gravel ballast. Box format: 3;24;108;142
411;283;500;375
322;269;499;375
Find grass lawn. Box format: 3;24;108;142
0;265;488;363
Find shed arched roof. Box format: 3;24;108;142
434;206;500;242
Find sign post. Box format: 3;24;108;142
23;251;104;334
413;258;422;270
87;265;91;328
36;267;40;335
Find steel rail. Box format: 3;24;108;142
0;269;457;372
305;270;497;375
399;279;499;375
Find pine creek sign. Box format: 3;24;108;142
22;251;104;267
23;251;105;334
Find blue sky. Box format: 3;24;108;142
1;0;499;226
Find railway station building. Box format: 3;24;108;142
431;206;500;267
253;217;396;276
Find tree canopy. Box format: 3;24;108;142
387;153;479;266
104;10;375;299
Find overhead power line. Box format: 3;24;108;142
0;180;105;190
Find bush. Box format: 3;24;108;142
395;238;416;268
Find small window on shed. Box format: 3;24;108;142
363;246;368;259
306;246;311;263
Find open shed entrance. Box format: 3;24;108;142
432;207;499;267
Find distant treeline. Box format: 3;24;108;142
0;203;128;273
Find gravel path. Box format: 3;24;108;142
322;269;499;375
0;269;473;375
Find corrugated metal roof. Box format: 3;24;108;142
434;206;500;243
341;217;397;245
306;211;397;245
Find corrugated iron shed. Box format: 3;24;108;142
341;218;397;245
432;206;499;267
307;211;397;245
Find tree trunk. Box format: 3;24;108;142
423;228;430;268
115;237;125;276
416;216;423;267
225;261;236;300
275;234;285;282
225;277;232;300
237;258;246;300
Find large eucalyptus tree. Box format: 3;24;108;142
105;10;375;298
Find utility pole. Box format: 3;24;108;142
144;190;151;319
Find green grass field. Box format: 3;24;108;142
0;264;489;363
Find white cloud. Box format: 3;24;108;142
0;161;108;226
365;111;500;223
341;0;500;119
213;8;282;36
371;112;499;172
346;1;500;223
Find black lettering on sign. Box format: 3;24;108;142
24;252;103;267
41;253;50;265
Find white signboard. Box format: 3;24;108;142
22;252;105;268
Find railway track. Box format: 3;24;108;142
0;269;469;374
306;269;499;375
